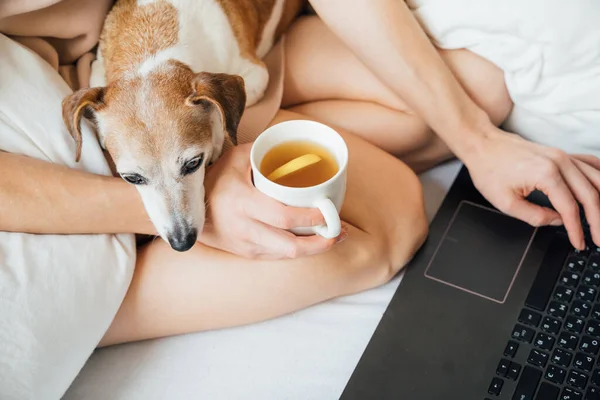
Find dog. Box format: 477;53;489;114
62;0;304;251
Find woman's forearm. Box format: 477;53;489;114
309;0;490;159
0;152;153;235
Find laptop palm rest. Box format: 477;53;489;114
425;201;536;304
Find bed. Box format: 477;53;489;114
63;160;462;400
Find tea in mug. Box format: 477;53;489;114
260;141;338;188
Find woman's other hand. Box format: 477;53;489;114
465;124;600;250
199;144;342;259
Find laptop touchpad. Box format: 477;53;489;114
425;201;536;303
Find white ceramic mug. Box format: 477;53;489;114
250;120;348;239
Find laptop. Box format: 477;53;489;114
340;166;600;400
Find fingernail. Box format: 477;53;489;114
549;218;563;226
335;230;348;244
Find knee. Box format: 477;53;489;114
464;64;513;127
482;82;514;126
441;48;514;126
382;186;429;282
355;214;428;293
350;175;429;291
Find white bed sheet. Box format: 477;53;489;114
63;160;462;400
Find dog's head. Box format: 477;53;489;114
62;62;246;251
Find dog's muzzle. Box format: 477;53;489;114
167;224;198;252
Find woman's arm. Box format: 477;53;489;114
309;0;487;160
0;150;334;259
309;0;600;250
0;151;153;235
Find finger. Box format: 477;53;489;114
503;194;562;227
546;154;592;249
244;191;326;229
573;158;600;192
572;158;600;245
572;154;600;170
528;158;582;248
251;223;336;259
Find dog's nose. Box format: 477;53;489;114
167;226;198;252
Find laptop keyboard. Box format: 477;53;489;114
486;233;600;400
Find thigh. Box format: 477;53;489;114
101;109;428;346
282;16;512;126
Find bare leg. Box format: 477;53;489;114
282;16;513;171
101;109;427;347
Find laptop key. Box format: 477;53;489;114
562;272;582;288
535;332;556;351
568;370;589;390
505;341;519;358
528;349;549;368
497;359;511;376
574;353;595;372
574;246;591;258
567;316;586;334
553;348;574;368
568;257;587;273
555;286;576;302
572;301;592;318
550;301;569;319
584;270;600;287
560;333;581;351
580;336;600;355
546;365;567;384
488;377;503;396
589;254;600;271
586;387;600;400
592;370;600;386
519;309;542;327
577;286;598;303
543;317;563;335
535;382;560;400
586;320;600;338
513;324;536;343
507;362;522;380
526;234;571;311
593;304;600;320
561;387;583;400
512;366;541;400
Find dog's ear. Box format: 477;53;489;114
62;87;106;162
187;72;246;146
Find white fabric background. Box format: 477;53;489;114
409;0;600;156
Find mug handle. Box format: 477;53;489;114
313;198;341;239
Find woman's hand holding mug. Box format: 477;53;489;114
199;120;348;259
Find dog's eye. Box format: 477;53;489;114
121;173;147;185
182;154;204;176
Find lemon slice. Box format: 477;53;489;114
267;153;322;182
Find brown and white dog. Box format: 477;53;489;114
62;0;303;251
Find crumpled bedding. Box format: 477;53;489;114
409;0;600;156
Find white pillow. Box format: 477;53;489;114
0;34;136;399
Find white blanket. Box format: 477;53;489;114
0;34;136;400
409;0;600;155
